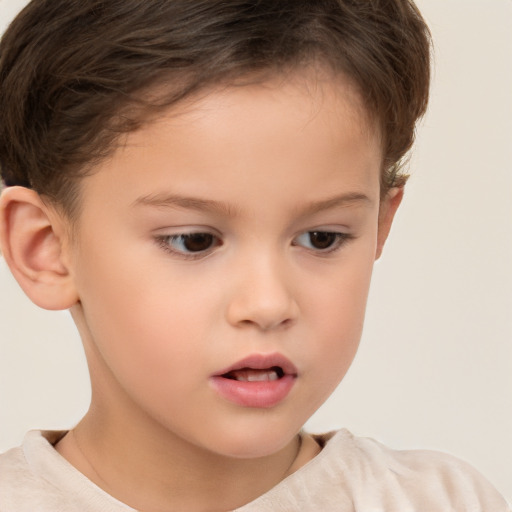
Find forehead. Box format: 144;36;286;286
120;66;378;154
126;71;379;167
74;71;382;222
164;69;375;140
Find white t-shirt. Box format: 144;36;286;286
0;429;509;511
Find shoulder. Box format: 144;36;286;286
0;431;134;512
0;431;74;512
0;440;49;511
239;430;510;511
315;429;511;511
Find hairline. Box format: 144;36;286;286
48;62;385;230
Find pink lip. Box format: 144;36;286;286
214;353;298;377
209;353;298;409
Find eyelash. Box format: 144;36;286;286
291;231;354;255
155;230;354;260
155;233;222;260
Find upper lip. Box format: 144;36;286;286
213;353;298;377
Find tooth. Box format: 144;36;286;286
246;370;279;382
228;369;281;382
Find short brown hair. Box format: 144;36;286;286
0;0;431;218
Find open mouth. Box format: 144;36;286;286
222;366;285;382
210;354;297;407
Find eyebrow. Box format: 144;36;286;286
299;192;373;217
132;193;239;216
132;191;372;217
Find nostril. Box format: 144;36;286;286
237;317;295;331
225;268;298;330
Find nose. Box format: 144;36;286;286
225;253;299;331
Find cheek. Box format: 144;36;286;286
77;274;212;432
301;250;375;397
73;240;208;391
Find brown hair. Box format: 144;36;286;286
0;0;431;218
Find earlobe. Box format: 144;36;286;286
375;187;404;260
0;186;79;310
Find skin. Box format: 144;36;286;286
0;72;402;511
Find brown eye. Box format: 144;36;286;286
308;231;338;249
180;233;215;252
159;232;219;256
293;231;351;253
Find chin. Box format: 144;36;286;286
201;420;301;460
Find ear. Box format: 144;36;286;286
375;187;404;260
0;186;79;310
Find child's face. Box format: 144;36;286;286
66;74;393;458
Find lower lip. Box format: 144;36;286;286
209;375;296;408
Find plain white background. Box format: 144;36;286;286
1;0;511;501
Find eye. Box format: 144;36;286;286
157;232;221;256
293;231;352;253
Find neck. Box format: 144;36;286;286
57;404;306;512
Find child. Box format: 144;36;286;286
0;0;509;510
